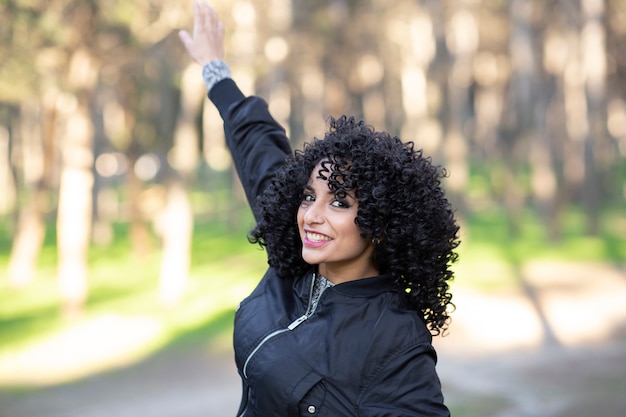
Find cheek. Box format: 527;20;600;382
342;218;363;241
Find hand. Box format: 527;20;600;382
179;1;225;66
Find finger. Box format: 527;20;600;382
198;2;210;31
208;7;225;41
178;30;192;49
192;1;201;37
205;4;218;29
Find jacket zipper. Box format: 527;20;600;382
237;311;308;417
242;273;318;379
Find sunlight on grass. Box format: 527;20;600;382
453;205;626;292
0;250;263;386
0;314;163;385
452;254;517;292
0;219;265;387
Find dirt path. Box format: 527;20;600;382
0;346;242;417
433;260;626;417
1;261;625;417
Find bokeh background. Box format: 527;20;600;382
1;0;625;416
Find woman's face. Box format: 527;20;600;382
296;163;378;284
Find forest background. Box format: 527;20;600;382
0;0;625;414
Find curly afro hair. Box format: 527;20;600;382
249;115;460;334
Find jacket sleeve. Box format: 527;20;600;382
358;343;450;417
208;78;292;220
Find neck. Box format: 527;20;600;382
317;264;379;285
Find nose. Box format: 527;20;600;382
302;200;324;225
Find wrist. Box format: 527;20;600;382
202;59;231;92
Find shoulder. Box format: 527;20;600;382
326;282;435;368
332;277;432;343
354;290;435;375
371;296;433;348
357;305;441;398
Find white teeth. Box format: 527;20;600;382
306;232;331;242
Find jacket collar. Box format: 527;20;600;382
331;274;397;297
294;269;397;299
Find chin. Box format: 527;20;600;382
301;252;322;266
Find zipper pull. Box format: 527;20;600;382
288;314;308;330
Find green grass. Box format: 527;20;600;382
451;205;625;291
0;214;265;385
447;395;513;417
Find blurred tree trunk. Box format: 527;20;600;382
2;2;70;296
581;0;608;235
559;0;589;216
422;0;449;162
441;2;476;217
0;111;16;216
156;64;201;306
91;81;116;247
499;0;540;236
398;3;437;154
57;99;93;315
531;119;561;240
7;103;42;287
127;155;152;259
120;79;153;260
56;46;98;316
531;3;561;241
157;180;192;306
8;96;57;286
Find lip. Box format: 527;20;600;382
302;229;332;248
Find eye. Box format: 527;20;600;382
302;193;315;203
331;199;350;208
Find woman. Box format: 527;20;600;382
180;3;460;416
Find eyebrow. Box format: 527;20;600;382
303;181;357;201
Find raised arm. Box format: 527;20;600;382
179;2;291;219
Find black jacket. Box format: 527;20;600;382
209;79;449;417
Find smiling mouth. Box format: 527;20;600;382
305;232;331;243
